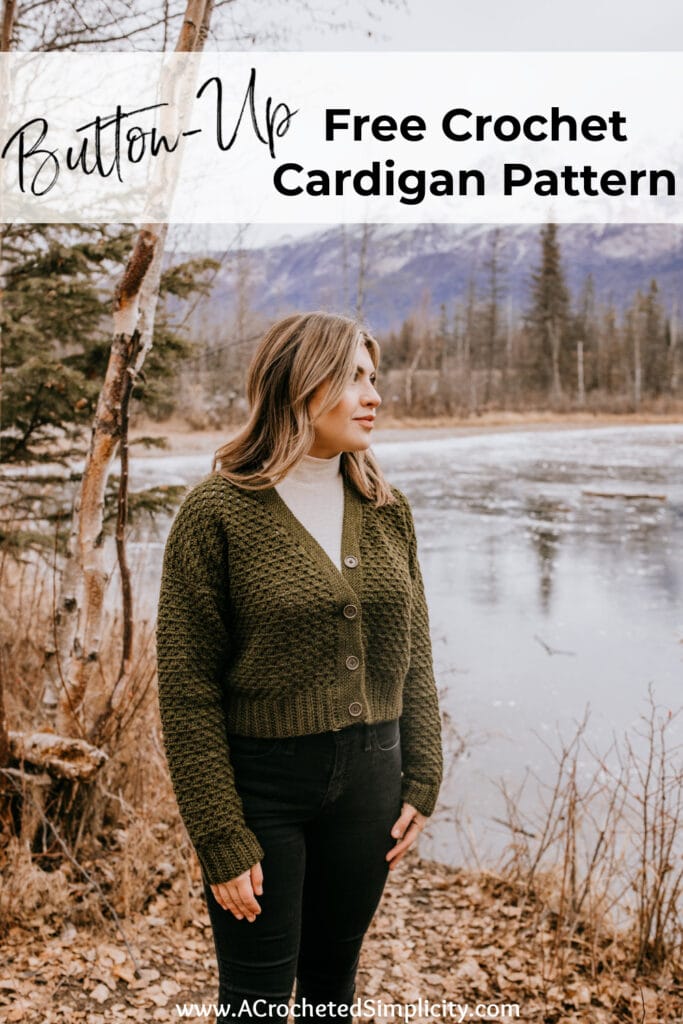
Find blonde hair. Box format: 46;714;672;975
212;311;395;506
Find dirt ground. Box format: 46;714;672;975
2;848;681;1024
4;408;682;1022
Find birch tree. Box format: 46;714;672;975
1;0;15;50
55;0;216;738
0;0;17;781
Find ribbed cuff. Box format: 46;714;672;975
196;827;265;886
401;776;440;818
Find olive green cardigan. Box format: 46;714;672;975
155;471;443;885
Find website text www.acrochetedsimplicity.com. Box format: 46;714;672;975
173;998;522;1020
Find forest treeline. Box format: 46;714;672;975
178;223;683;425
378;224;680;416
1;224;218;465
2;223;682;457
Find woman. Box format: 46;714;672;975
156;311;443;1020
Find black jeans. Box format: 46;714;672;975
201;719;403;1022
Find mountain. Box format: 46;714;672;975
189;223;683;334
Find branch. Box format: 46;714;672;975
1;0;17;50
8;730;108;781
0;768;141;977
534;634;577;657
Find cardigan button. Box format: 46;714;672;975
348;701;363;717
343;604;358;619
344;555;359;568
345;655;360;671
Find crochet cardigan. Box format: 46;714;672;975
155;471;443;886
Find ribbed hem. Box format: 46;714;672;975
196;827;265;887
401;776;440;818
223;686;404;737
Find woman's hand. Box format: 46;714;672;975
386;802;428;870
210;862;263;922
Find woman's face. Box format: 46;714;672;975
307;340;381;459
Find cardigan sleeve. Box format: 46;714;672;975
395;491;444;817
155;489;265;886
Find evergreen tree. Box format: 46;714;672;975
599;298;621;395
463;276;478;413
481;227;505;404
394;318;416;369
625;290;644;408
575;273;598;392
1;225;133;464
0;223;217;554
1;224;215;463
435;302;450;371
525;223;571;400
640;279;667;396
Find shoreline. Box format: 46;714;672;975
131;410;683;458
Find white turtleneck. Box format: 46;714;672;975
275;453;344;570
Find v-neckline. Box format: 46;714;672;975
256;477;364;594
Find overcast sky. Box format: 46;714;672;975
178;0;683;250
237;0;683;51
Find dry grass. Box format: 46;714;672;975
1;561;682;1022
495;693;683;984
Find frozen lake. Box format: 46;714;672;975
130;424;683;868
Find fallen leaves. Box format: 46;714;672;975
1;849;682;1023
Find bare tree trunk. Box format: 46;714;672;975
340;225;349;313
404;337;424;412
0;656;11;831
173;0;213;50
0;2;16;766
548;320;563;401
0;229;7;468
633;314;642;409
115;332;137;680
0;69;13;776
576;340;585;407
502;296;513;403
55;0;215;738
404;291;431;413
1;0;16;51
464;277;476;415
483;227;501;406
235;244;252;349
669;299;679;394
355;223;374;321
595;324;605;392
0;0;17;457
43;511;82;722
0;653;9;768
